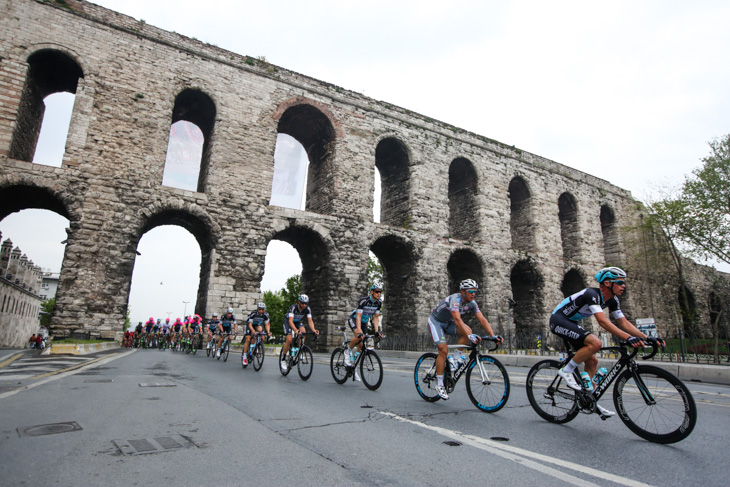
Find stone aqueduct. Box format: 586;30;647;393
1;0;726;346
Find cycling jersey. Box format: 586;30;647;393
161;323;171;333
430;293;481;324
173;323;182;332
220;314;236;330
552;288;624;321
208;319;221;331
152;324;160;333
283;303;312;334
247;311;270;328
144;319;154;332
135;324;143;334
347;296;382;331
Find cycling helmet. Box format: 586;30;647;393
175;317;181;322
370;281;383;291
460;279;478;290
165;318;170;323
149;317;154;321
298;294;309;304
226;307;233;314
212;312;218;317
257;302;266;309
595;266;627;283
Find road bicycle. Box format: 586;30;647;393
330;326;383;390
206;335;217;357
414;336;510;413
279;332;317;380
525;337;697;444
217;332;234;361
242;332;268;371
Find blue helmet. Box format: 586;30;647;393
595;267;627;283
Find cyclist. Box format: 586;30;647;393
344;282;384;381
161;318;172;347
280;294;319;372
151;319;161;346
171;317;184;345
216;307;237;358
206;312;221;349
144;317;155;338
242;302;271;366
551;266;657;418
134;321;144;343
188;314;203;349
427;279;500;400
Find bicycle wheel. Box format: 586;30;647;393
223;341;230;362
279;347;292;376
360;350;383;391
613;365;697;444
297;346;314;381
465;355;510;413
253;342;265;371
192;336;198;355
525;360;579;424
330;348;348;384
414;352;441;402
206;340;212;357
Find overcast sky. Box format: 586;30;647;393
2;0;729;325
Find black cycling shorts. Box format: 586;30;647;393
549;313;591;350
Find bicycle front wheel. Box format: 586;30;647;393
330;348;348;384
614;365;697;444
465;355;510;413
279;347;292;376
525;360;579;424
297;346;314;381
414;352;440;402
360;350;383;391
206;341;212;357
223;341;230;362
253;342;264;371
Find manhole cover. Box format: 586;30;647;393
84;379;113;383
490;437;509;442
139;382;176;387
113;435;196;455
18;421;82;437
442;440;462;446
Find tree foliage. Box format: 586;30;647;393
649;134;730;266
368;255;383;288
262;274;301;335
40;297;55;327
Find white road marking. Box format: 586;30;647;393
380;411;654;487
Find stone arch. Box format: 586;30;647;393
163;88;217;193
508;176;534;252
448;157;479;240
375;137;411;227
133;206;219;317
447;248;485;295
558;192;580;262
275;101;337;215
9;48;85;163
600;204;621;266
370;234;418;334
270;224;332;333
510;259;544;335
678;284;698;339
0;181;73;222
561;268;586;297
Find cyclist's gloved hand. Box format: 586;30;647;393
376;332;384;339
468;334;481;344
627;336;643;347
357;333;364;339
494;335;504;343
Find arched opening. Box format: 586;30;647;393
373;167;382;223
274;105;336;215
270;134;309;209
508;176;534;252
133;210;215;321
447;248;485;329
10;49;84;164
448;158;479;240
270;226;331;337
370;235;417;334
510;259;544;340
162;89;216;192
558;192;580;262
375;137;411;227
600;204;621;266
128;225;201;325
561;269;585;297
260;240;303;336
709;292;727;340
0;185;71;342
678;285;698;340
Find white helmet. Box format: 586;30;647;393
298;294;309;304
460;279;478;290
226;307;234;313
257;302;266;309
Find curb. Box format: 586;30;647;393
48;342;120;355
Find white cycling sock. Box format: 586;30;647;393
437;375;444;387
563;359;578;374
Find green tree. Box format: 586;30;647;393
368;255;383;288
40;297;55;327
263;274;302;336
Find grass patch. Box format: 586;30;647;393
51;338;110;345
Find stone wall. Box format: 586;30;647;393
0;0;728;346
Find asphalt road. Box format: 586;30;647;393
1;347;728;486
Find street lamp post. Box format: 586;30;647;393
182;301;190;317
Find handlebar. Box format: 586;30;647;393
477;335;502;352
618;337;660;360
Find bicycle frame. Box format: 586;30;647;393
445;339;499;387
